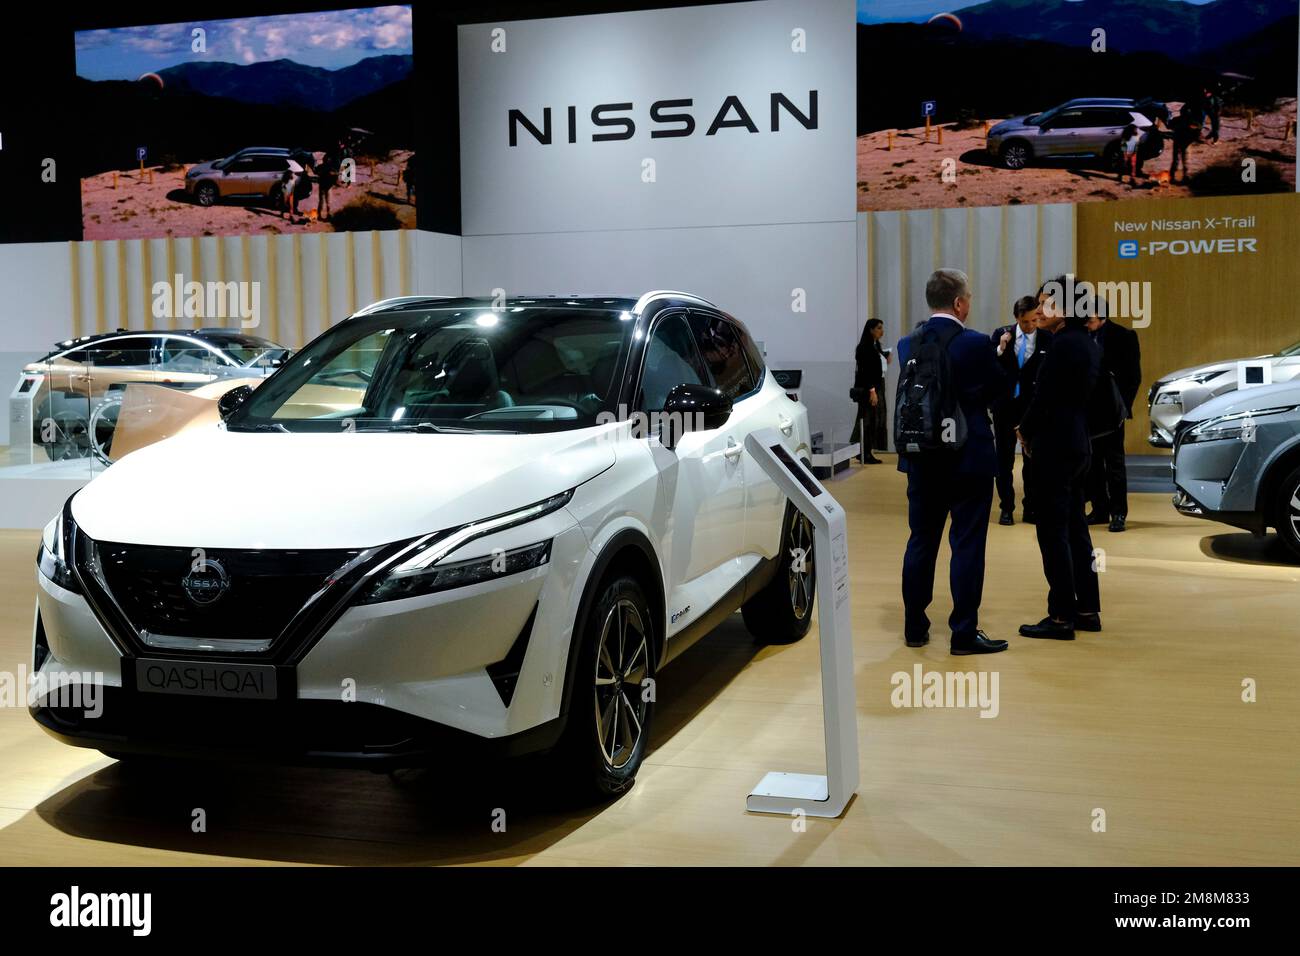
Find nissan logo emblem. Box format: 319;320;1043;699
182;558;230;606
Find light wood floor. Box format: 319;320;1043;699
1;458;1297;866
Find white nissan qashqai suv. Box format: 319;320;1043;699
32;292;814;797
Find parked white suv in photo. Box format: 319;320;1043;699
31;293;813;798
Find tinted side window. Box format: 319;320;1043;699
82;338;156;368
1050;110;1089;129
736;324;765;388
640;314;708;410
689;312;754;399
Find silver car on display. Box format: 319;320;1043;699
1147;340;1300;447
986;98;1162;170
1172;380;1300;559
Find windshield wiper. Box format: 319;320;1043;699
377;422;519;434
226;421;288;433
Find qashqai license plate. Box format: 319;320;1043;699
134;658;277;700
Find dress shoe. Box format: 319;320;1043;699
862;455;883;465
905;633;930;648
998;510;1014;526
1019;617;1075;640
1086;510;1111;526
951;631;1008;655
1108;515;1127;533
1074;613;1102;632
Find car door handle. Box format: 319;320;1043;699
724;438;743;461
778;416;794;436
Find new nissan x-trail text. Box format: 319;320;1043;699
31;293;814;797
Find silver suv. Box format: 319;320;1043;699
1148;341;1300;446
987;98;1162;170
1172;380;1300;559
184;147;297;207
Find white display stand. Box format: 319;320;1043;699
743;428;859;818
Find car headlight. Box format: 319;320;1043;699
186;168;202;178
1184;406;1296;444
37;507;80;594
1154;390;1182;405
356;490;573;605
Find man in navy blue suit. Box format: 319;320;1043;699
896;269;1011;655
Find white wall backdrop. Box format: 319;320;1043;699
458;0;859;443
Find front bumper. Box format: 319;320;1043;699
31;511;591;764
31;689;563;769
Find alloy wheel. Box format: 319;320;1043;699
1004;144;1028;169
787;511;815;621
1289;482;1300;542
593;597;650;770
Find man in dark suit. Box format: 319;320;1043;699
1085;310;1142;532
897;269;1012;655
1016;277;1102;640
990;295;1051;526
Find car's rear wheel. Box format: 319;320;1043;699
1273;465;1300;560
1103;142;1123;172
196;183;218;207
742;500;816;644
1001;141;1031;170
554;574;656;799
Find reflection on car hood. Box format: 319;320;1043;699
1182;380;1300;424
1158;355;1273;384
72;425;617;549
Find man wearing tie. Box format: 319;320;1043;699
897;269;1012;655
990;295;1051;526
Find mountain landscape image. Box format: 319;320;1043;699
858;0;1298;133
74;7;416;238
76;54;414;178
856;0;1297;210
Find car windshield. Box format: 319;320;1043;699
229;306;634;433
210;335;289;367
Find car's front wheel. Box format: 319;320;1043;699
1000;140;1031;170
195;183;218;207
1273;465;1300;560
742;501;816;644
555;574;657;799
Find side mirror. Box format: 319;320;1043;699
659;383;732;450
217;384;254;421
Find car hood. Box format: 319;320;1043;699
1156;355;1274;385
1182;380;1300;425
989;116;1031;134
189;161;218;176
71;425;616;549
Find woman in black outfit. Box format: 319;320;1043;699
850;318;886;464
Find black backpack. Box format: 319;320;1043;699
894;321;968;455
1087;369;1128;439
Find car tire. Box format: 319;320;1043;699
1273;465;1300;560
196;183;218;207
742;500;816;644
1000;140;1031;170
553;573;657;799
